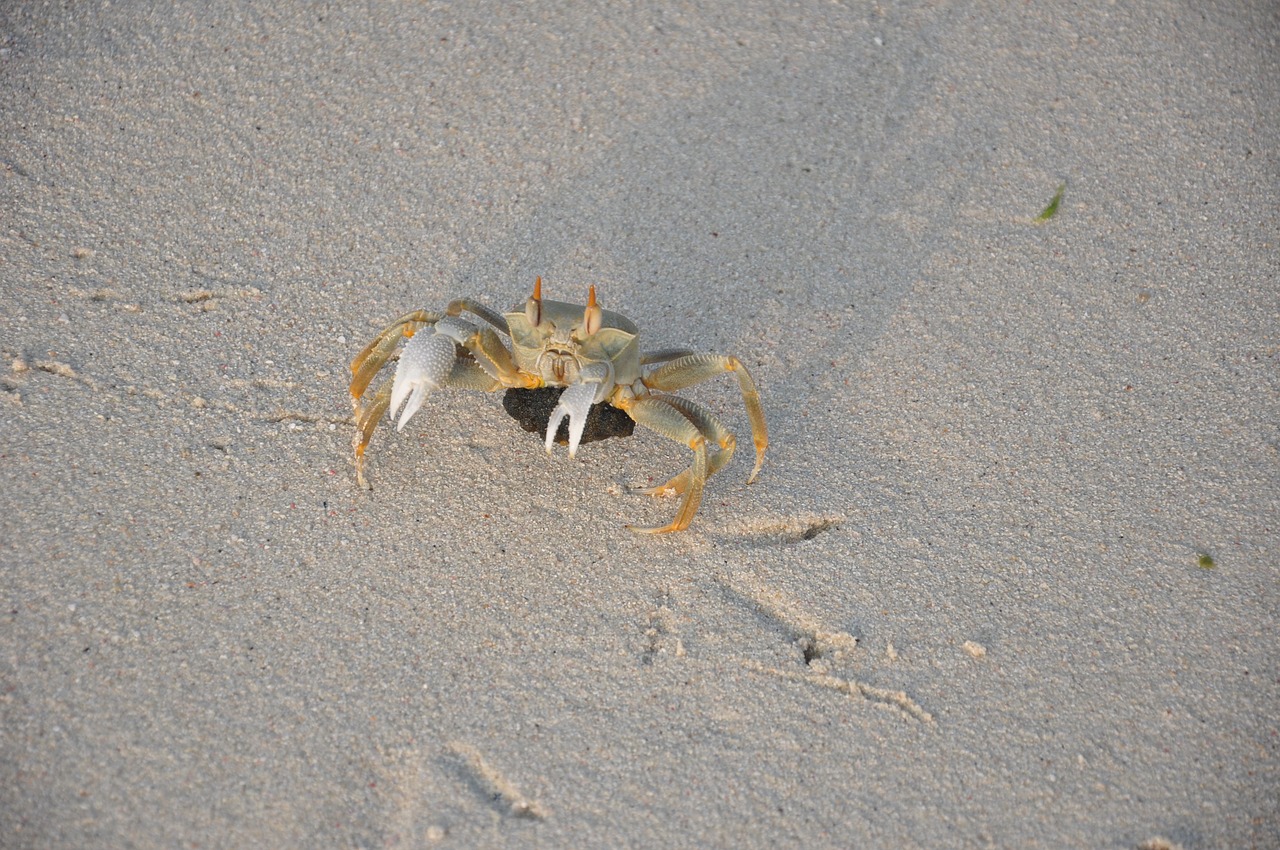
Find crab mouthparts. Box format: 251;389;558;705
539;350;577;384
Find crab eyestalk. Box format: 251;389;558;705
582;285;602;336
525;275;543;328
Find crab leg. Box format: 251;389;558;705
446;356;504;392
616;395;709;534
467;326;530;385
635;394;735;496
353;377;395;488
643;354;768;484
640;348;697;366
444;298;510;333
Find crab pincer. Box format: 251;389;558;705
544;360;614;457
389;316;474;430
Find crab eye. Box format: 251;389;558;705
582;285;602;336
525;275;543;327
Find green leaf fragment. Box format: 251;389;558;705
1197;553;1215;569
1036;182;1066;221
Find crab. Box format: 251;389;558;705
348;278;768;533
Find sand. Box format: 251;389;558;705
2;2;1276;847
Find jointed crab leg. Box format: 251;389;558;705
616;395;709;534
640;348;697;366
635;394;735;497
443;298;509;332
467;326;527;384
446;357;504;392
353;378;395;487
643;354;768;484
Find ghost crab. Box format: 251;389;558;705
348;278;768;533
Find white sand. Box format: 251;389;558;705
2;2;1276;847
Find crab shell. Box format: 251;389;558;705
503;298;641;389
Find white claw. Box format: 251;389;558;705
389;330;457;431
545;382;598;458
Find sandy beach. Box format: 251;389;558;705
2;2;1276;847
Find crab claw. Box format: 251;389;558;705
389;329;457;431
545;382;598;458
